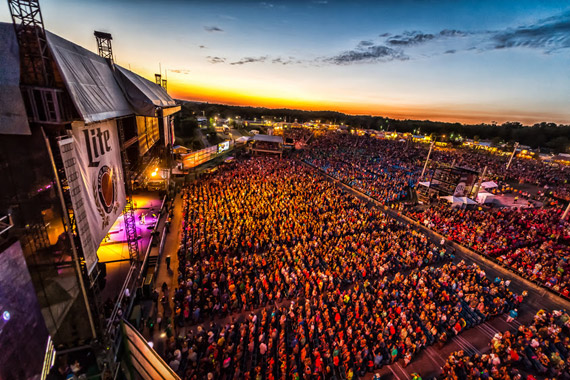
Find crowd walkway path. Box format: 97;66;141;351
142;193;183;357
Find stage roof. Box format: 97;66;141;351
46;30;133;124
114;65;177;117
252;134;283;144
0;23;30;135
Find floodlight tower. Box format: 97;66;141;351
94;30;114;63
8;0;53;86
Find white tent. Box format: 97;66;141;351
442;195;477;205
418;181;430;187
481;181;498;189
235;136;250;143
459;196;478;205
477;191;496;204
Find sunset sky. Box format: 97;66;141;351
1;0;569;124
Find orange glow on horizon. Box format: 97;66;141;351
168;82;570;126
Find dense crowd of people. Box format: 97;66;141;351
440;309;570;379
159;158;525;379
176;158;448;324
304;134;421;204
302;132;570;297
275;127;314;146
151;130;570;378
409;203;570;293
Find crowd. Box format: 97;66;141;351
409;203;570;293
151;130;570;377
159;157;524;379
305;131;570;203
301;132;570;298
166;259;520;379
440;309;570;380
304;133;421;204
275;127;314;145
176;158;448;324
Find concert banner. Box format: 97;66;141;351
59;120;126;274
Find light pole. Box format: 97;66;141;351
420;139;435;180
562;203;570;221
506;142;519;171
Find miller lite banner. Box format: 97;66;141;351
58;120;126;274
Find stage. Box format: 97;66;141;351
97;192;163;303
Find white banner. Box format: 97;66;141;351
58;120;126;274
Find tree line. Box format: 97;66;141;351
175;101;570;153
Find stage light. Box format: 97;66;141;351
151;172;157;177
2;310;10;321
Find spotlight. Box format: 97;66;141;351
2;310;10;321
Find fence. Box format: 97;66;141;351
182;140;234;169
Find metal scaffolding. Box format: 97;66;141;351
94;30;114;64
8;0;52;87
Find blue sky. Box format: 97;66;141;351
1;0;569;123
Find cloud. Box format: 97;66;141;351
491;12;570;52
204;26;224;32
259;2;274;8
204;11;570;68
199;45;206;49
312;0;328;4
168;69;191;75
357;40;374;48
325;45;407;65
387;31;435;46
439;29;468;37
230;56;268;65
207;56;226;64
272;57;301;65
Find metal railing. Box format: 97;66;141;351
181;141;234;169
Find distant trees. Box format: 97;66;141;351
176;101;570;152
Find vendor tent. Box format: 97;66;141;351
477;191;496;204
441;196;477;205
481;181;498;189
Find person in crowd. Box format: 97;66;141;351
439;309;570;380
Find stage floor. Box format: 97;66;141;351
97;192;163;302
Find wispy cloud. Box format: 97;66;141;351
387;31;435;46
272;57;301;65
203;12;570;68
219;15;237;21
491;12;570;52
324;11;570;65
168;69;191;75
204;26;224;32
199;45;206;49
259;2;274;8
230;56;268;65
324;45;407;65
207;56;226;64
357;40;374;48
